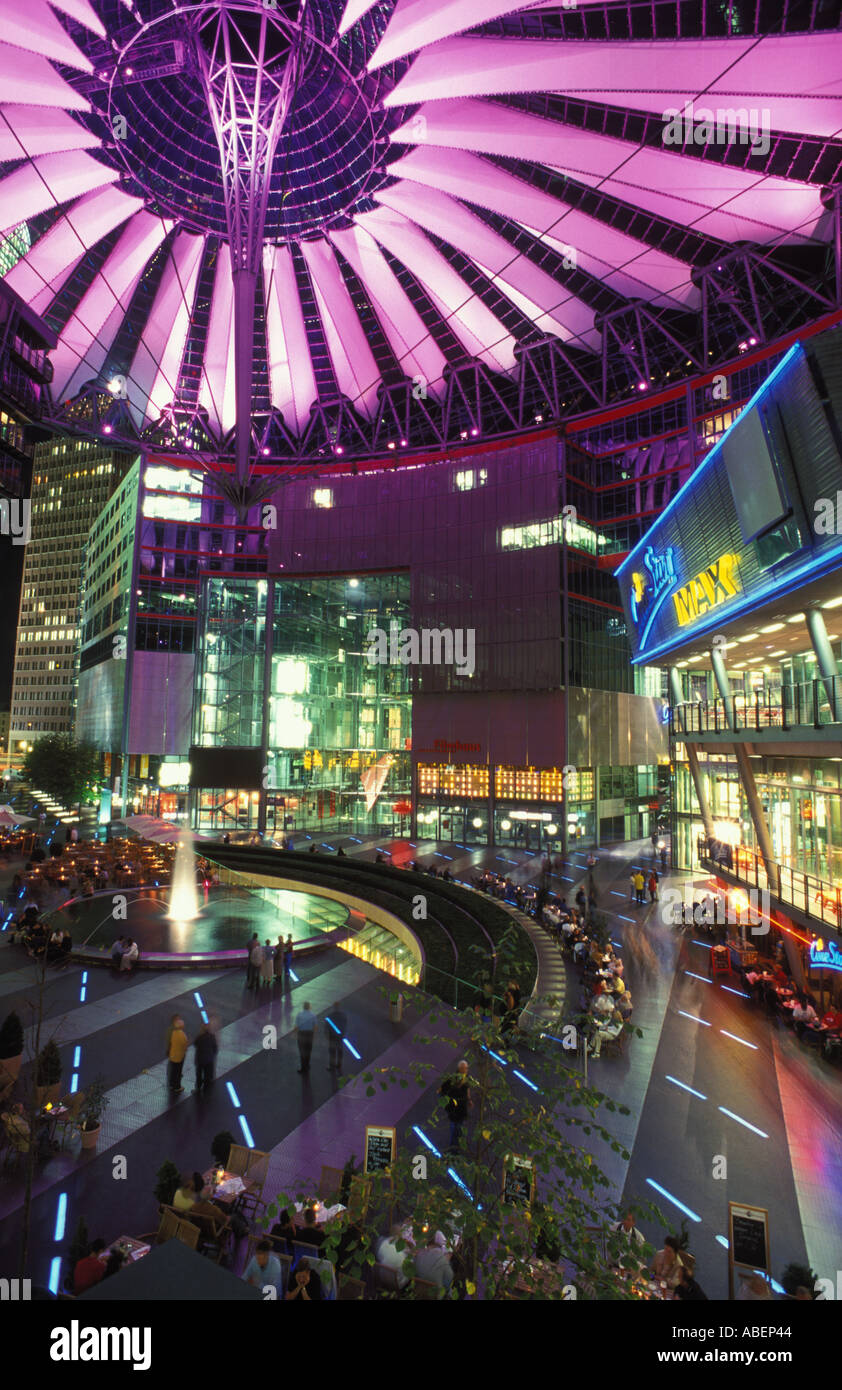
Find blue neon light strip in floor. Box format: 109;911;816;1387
512;1068;539;1092
678;1011;711;1026
412;1125;441;1158
326;1017;340;1034
73;1047;81;1068
718;1106;768;1138
721;985;751;998
447;1167;477;1204
665;1075;707;1101
343;1037;362;1060
69;1074;79;1093
54;1192;68;1242
79;987;86;1002
226;1082;241;1108
684;971;710;983
48;1257;62;1295
716;1234;730;1249
81;971;88;984
645;1179;701;1223
720;1029;758;1050
200;1010;209;1024
289;969;300;983
238;1115;255;1148
610;892;626;899
193;992;204;1009
618;915;635;924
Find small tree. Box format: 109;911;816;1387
0;1011;24;1060
22;734;100;809
35;1039;62;1089
154;1159;181;1208
210;1131;236;1167
79;1076;109;1132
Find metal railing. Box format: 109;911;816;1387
673;676;842;735
698;834;842;931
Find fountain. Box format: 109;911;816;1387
168;826;200;922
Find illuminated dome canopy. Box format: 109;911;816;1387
1;0;841;461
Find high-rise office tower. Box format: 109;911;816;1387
9;438;133;761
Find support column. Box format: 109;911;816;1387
709;650;779;889
806;606;842;722
257;578;274;838
669;666;715;843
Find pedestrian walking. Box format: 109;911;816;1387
660;844;668;872
193;1022;218;1092
283;934;294;986
439;1061;471;1153
295;1002;316;1074
259;938;274;988
273;934;284;984
246;934;261;990
166;1014;188;1094
327;1001;347;1072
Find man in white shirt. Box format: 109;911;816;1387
413;1237;454;1291
792;999;818;1033
610;1211;645;1248
376;1225;412;1289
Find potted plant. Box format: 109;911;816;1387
78;1075;108;1151
210;1130;236;1169
781;1261;817;1299
35;1038;62;1107
0;1010;24;1092
154;1158;181;1208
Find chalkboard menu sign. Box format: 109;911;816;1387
364;1125;396;1175
728;1202;769;1297
502;1154;534;1209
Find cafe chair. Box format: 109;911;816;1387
226;1143;250;1178
411;1278;442;1300
153;1206;181;1245
175;1218;201;1251
310;1256;338;1300
338;1274;366;1301
188;1208;233;1264
374;1263;405;1296
55;1090;85;1148
292;1240;322;1267
318;1164;344;1203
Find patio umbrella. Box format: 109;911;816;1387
76;1237;264;1301
0;810;33;827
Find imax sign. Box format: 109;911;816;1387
673;552;742;627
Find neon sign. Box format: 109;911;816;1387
810;937;842;973
673;552;742;627
630;546;676;624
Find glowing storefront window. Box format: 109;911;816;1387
417;764;489;798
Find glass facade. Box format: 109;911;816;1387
193;572;411;835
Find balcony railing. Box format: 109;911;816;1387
697;834;842;932
673;676;842;735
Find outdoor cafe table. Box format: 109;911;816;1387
101;1236;151;1265
38;1104;68;1145
202;1168;258;1211
294;1200;347;1228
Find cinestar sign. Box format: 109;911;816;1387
809;937;842;973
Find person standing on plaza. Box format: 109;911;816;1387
247;935;263;991
647;870;658;903
273;934;284;986
327;1001;347;1073
629;871;636;902
283;934;294;987
247;934;261;989
259;938;274;988
634;870;645;904
166;1014;189;1094
439;1059;471;1153
295;1001;317;1074
193;1021;218;1092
